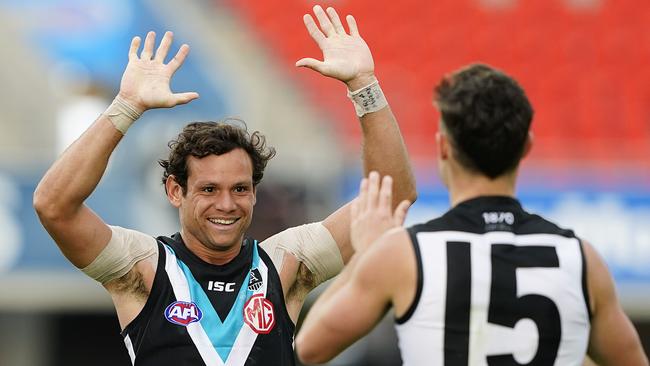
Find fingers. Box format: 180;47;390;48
168;44;191;74
313;5;335;37
346;15;360;37
378;175;393;212
172;92;200;106
365;171;380;210
141;31;156;60
128;36;141;61
326;7;345;34
357;177;369;214
155;31;173;62
302;14;326;46
393;200;411;226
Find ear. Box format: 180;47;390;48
521;132;534;159
165;175;183;208
436;130;450;160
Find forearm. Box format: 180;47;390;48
349;77;417;206
297;256;359;362
34;114;124;219
308;254;359;313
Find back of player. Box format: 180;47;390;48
296;63;647;366
396;196;590;366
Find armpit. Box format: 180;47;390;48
105;266;150;301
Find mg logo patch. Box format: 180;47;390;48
243;294;275;334
164;301;203;326
248;268;263;291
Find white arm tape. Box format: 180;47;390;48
347;79;388;117
81;225;158;284
103;95;142;135
260;222;344;286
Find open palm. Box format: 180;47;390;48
350;172;411;253
118;31;198;113
296;6;375;85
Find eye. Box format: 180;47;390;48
202;186;214;193
234;185;248;193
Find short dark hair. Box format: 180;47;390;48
434;63;533;179
159;120;276;193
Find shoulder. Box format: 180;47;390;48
356;228;414;282
581;239;612;316
353;228;417;314
515;212;577;238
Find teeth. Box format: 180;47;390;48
209;218;237;225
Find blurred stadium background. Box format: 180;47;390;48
0;0;648;365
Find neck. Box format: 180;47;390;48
180;231;243;265
447;168;517;207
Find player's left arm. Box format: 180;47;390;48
263;6;415;322
296;5;417;263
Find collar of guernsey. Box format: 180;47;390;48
163;239;269;365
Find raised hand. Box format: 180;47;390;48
296;6;375;89
350;172;411;253
118;31;199;113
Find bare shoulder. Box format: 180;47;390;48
581;239;612;315
582;239;650;365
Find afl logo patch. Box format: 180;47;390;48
243;294;275;334
164;301;203;326
248;268;263;291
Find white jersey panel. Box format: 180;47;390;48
396;230;590;366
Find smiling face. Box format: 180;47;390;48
166;148;256;259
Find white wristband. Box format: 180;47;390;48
347;79;388;117
103;95;142;134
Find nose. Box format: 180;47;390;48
213;191;237;212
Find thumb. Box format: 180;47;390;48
296;58;327;73
393;200;411;226
172;92;199;106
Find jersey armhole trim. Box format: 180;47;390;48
121;240;166;337
578;239;593;320
395;228;423;325
257;244;296;332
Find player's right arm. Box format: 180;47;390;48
33;32;198;324
583;241;649;365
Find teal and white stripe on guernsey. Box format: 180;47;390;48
163;241;269;366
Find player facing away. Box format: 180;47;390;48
33;6;416;365
296;64;649;366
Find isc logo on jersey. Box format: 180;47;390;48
164;301;203;326
243;294;275;334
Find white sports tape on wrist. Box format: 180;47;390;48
260;222;343;286
347;79;388;117
82;225;157;284
104;95;142;134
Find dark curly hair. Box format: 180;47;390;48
435;63;533;179
159;120;276;194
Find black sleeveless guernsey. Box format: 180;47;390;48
121;233;295;366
